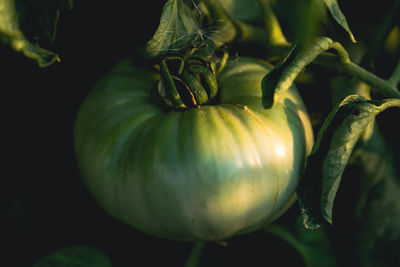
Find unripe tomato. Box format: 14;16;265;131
74;57;314;241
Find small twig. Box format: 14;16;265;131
314;52;400;98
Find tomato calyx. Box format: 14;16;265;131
153;48;228;110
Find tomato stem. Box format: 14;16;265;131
155;49;226;109
159;60;187;108
276;37;400;99
342;61;400;97
314;53;400;98
265;37;400;107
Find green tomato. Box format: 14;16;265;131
74;57;314;241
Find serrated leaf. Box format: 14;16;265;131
144;0;201;58
0;0;71;67
297;95;400;229
321;0;356;43
33;246;112;267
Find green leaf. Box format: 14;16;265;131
263;217;338;267
261;37;335;109
217;0;262;23
297;95;400;229
0;0;71;67
144;0;202;58
261;43;297;108
331;121;400;266
321;0;356;43
33;246;112;267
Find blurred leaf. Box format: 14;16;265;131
321;0;356;42
33;246;112;267
272;0;322;44
384;25;400;54
144;0;202;58
332;121;400;266
297;95;400;229
218;0;262;23
263;217;338;267
0;0;71;67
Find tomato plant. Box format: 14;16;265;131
74;56;314;241
4;0;400;266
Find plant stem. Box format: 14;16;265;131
184;242;206;267
344;61;400;97
201;1;399;97
314;53;400;98
266;39;400;99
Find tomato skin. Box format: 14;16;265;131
74;57;314;241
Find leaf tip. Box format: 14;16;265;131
349;33;357;43
322;213;333;226
300;211;323;230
